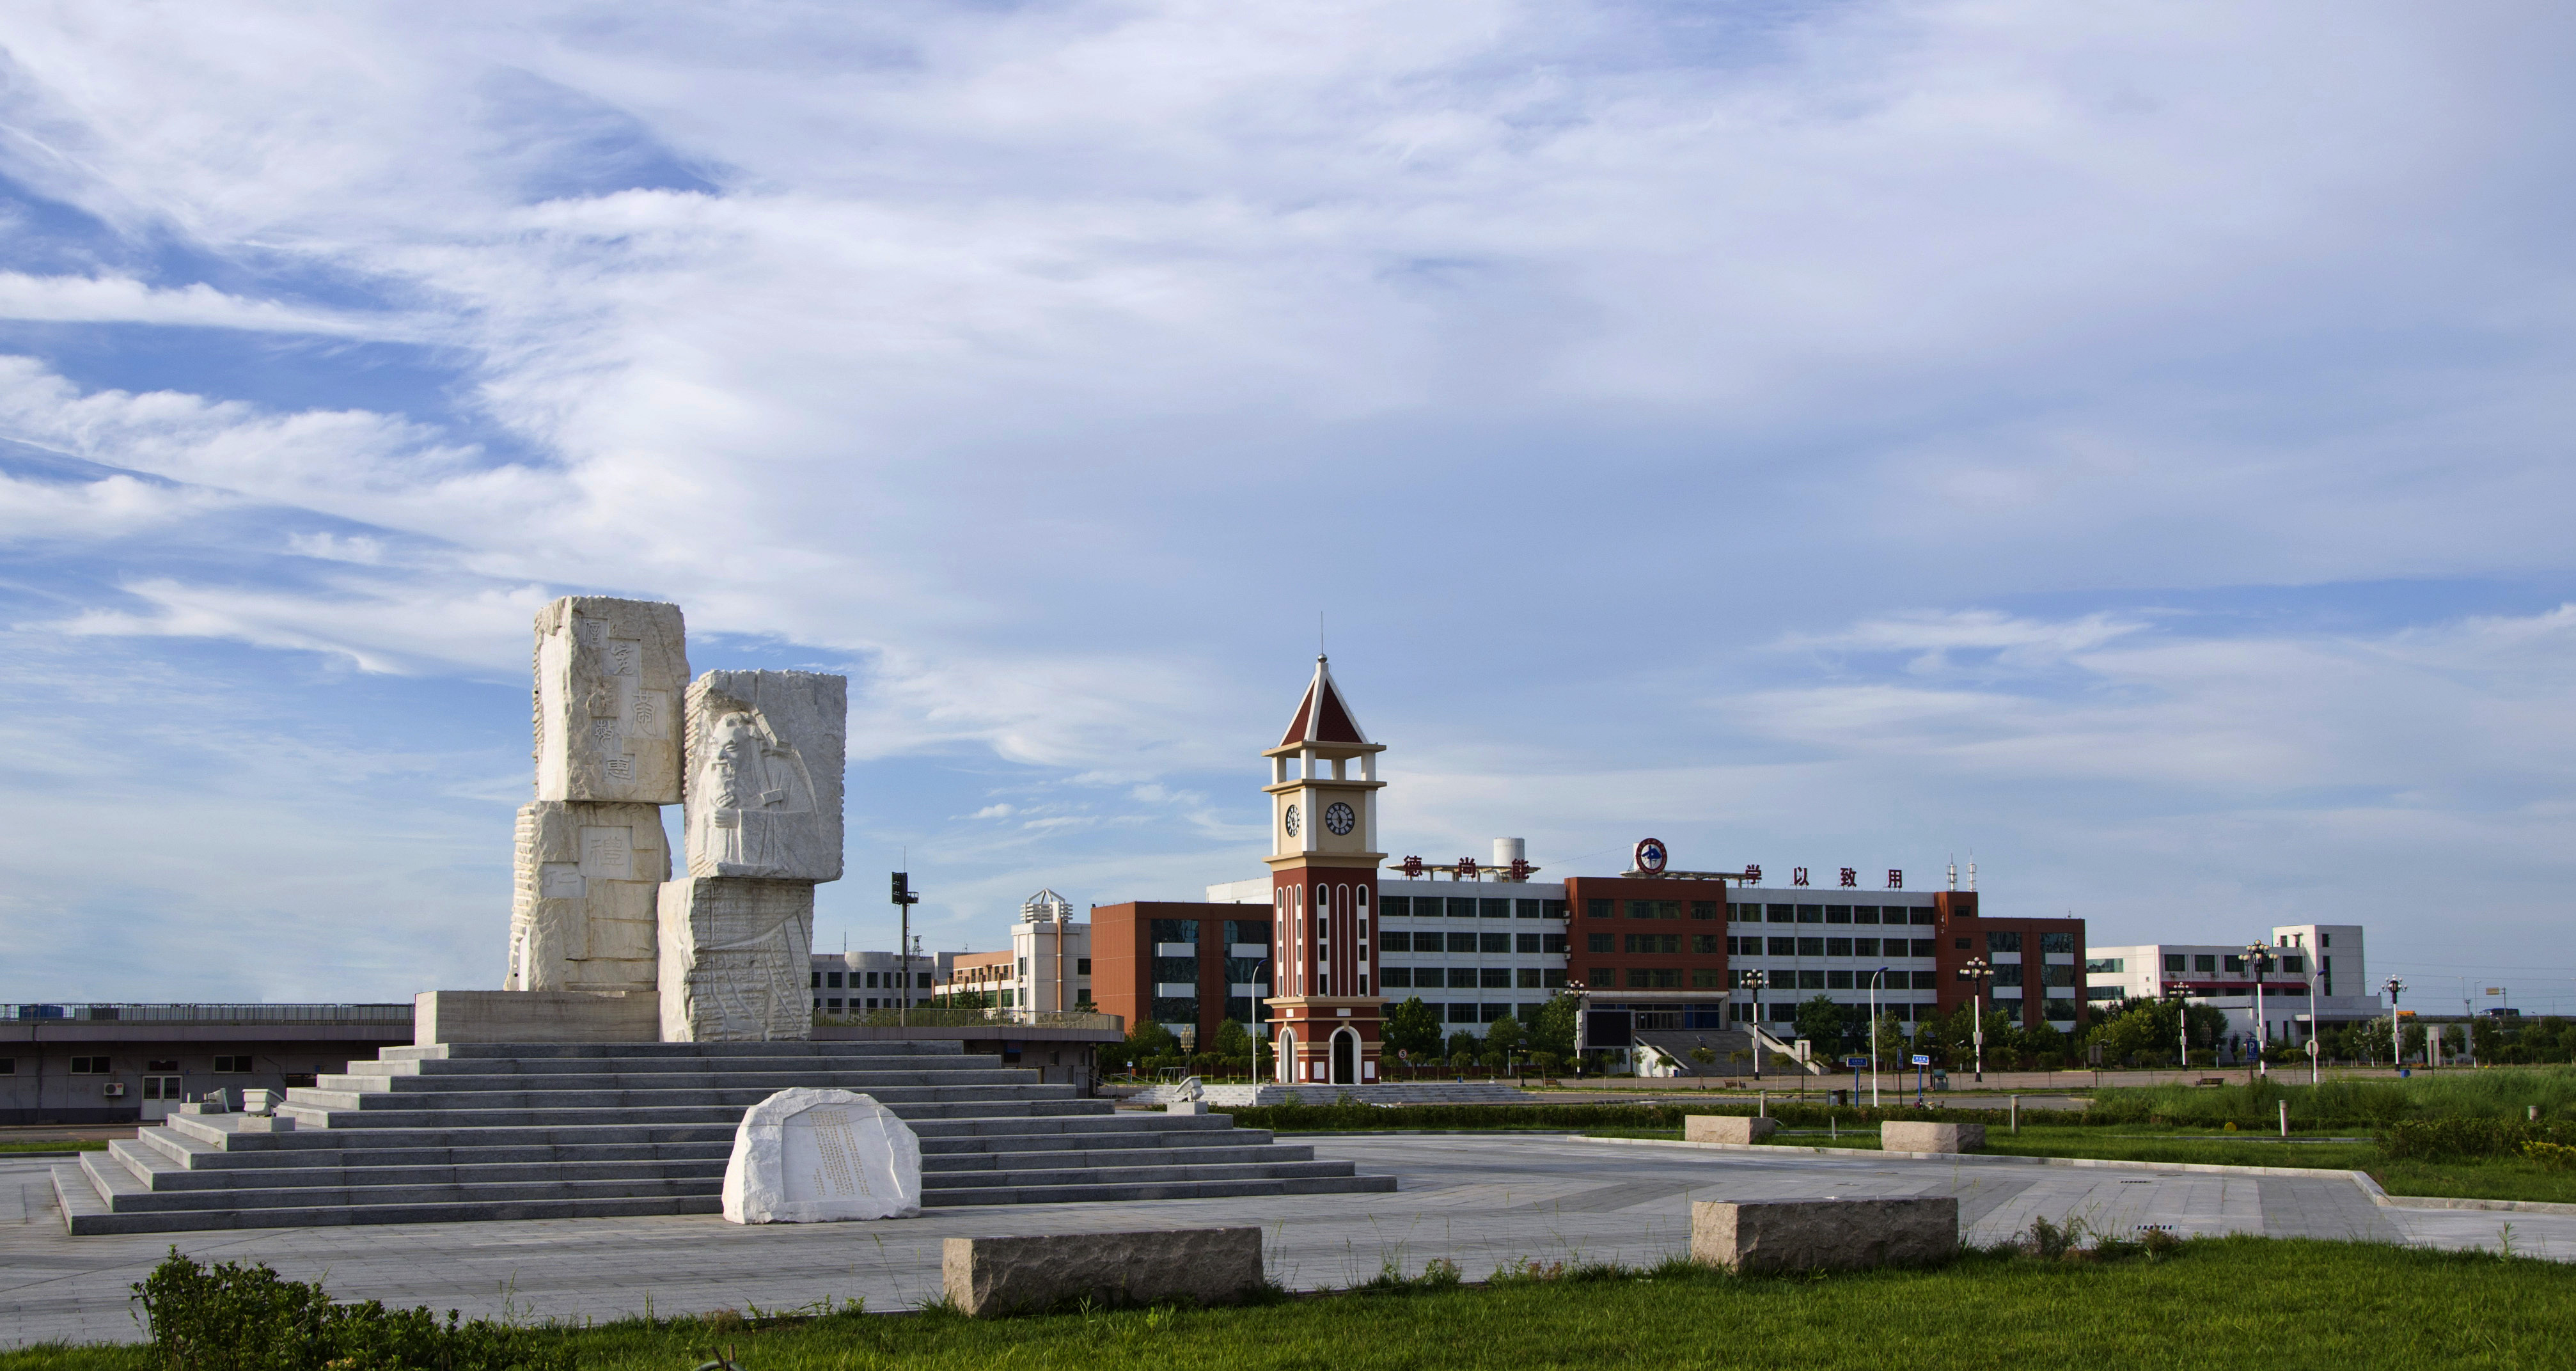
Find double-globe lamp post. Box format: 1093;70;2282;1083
2243;943;2276;1080
1738;969;1767;1081
1956;957;1993;1083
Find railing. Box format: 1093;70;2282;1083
2;1003;413;1024
813;1007;1124;1032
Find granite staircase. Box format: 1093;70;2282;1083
52;1040;1393;1235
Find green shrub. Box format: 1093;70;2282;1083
2520;1140;2576;1171
132;1250;572;1371
2376;1118;2576;1161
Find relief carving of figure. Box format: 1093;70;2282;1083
693;707;817;875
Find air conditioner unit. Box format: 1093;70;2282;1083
101;1082;127;1099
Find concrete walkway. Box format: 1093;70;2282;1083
5;1134;2567;1347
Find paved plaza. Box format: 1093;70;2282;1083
6;1134;2566;1346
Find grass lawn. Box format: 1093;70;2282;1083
0;1140;104;1154
1589;1124;2576;1205
5;1237;2566;1371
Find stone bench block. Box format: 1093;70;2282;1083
1684;1115;1777;1145
943;1227;1264;1316
1881;1121;1986;1154
1691;1198;1958;1273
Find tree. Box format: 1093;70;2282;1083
1530;993;1580;1058
1484;1013;1527;1058
1445;1030;1482;1061
1793;995;1850;1056
1861;1012;1908;1070
1384;997;1444;1060
1212;1018;1252;1060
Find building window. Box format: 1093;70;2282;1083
1768;937;1796;955
1825;937;1852;958
1480;968;1512;989
2042;964;2076;987
2039;932;2074;955
1690;901;1717;920
1076;959;1092;975
1542;934;1566;953
1449;968;1479;989
1516;933;1543;953
208;1055;251;1073
2087;986;2124;1001
1150;918;1200;944
2280;955;2304;974
1149;996;1197;1022
1691;935;1720;954
1448;1003;1480;1022
1853;937;1878;957
1993;965;2025;987
1912;971;1938;990
866;972;881;988
1796;937;1824;957
1587;933;1614;953
1796;905;1823;924
1542;900;1567;919
1151;955;1198;983
2194;954;2217;973
810;972;822;989
70;1056;110;1074
824;971;841;988
1910;939;1935;957
1590;968;1615;987
1732;904;1759;925
1381;931;1411;952
1516;968;1543;988
1690;968;1723;988
1987;931;2022;953
1954;938;1971;950
0;1059;12;1076
1544;969;1567;988
1224;920;1272;946
1480;932;1511;953
1515;900;1541;918
826;998;844;1012
1381;968;1413;988
1445;898;1476;917
1825;905;1851;924
1623;934;1680;953
1001;990;1016;1007
2086;958;2124;974
1852;906;1880;925
1445;932;1475;953
1480;898;1510;918
1627;900;1679;920
1826;971;1854;989
1797;970;1825;990
1381;896;1411;916
1768;904;1796;923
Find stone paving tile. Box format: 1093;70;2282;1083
8;1137;2570;1348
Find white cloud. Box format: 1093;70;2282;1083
0;272;402;334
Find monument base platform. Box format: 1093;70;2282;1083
414;991;663;1045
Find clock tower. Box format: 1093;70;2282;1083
1261;655;1387;1085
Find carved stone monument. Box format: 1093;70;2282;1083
659;669;846;1042
657;877;816;1042
503;596;689;999
506;801;668;992
532;597;687;804
682;671;845;881
721;1087;922;1223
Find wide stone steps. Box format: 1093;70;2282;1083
60;1040;1392;1234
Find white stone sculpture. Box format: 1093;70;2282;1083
532;597;687;804
721;1087;922;1223
657;877;815;1042
681;671;845;882
507;801;669;992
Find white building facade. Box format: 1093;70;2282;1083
2086;923;2381;1044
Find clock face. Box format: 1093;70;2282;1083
1324;801;1356;836
1283;804;1301;838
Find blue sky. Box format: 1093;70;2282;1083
3;2;2573;1014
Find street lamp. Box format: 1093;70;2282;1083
1957;958;1994;1083
2164;985;2192;1072
2243;943;2276;1081
1738;969;1768;1080
2382;976;2406;1071
1868;966;1890;1108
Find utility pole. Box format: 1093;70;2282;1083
2245;943;2274;1082
1740;969;1767;1080
891;872;921;1026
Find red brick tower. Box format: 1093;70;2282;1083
1261;657;1386;1085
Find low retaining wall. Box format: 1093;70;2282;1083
1691;1198;1959;1273
943;1228;1265;1315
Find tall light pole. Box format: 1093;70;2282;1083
890;872;921;1024
1868;967;1890;1108
1958;958;1993;1083
2382;976;2406;1070
2165;986;2192;1072
1740;969;1767;1080
2244;943;2275;1081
